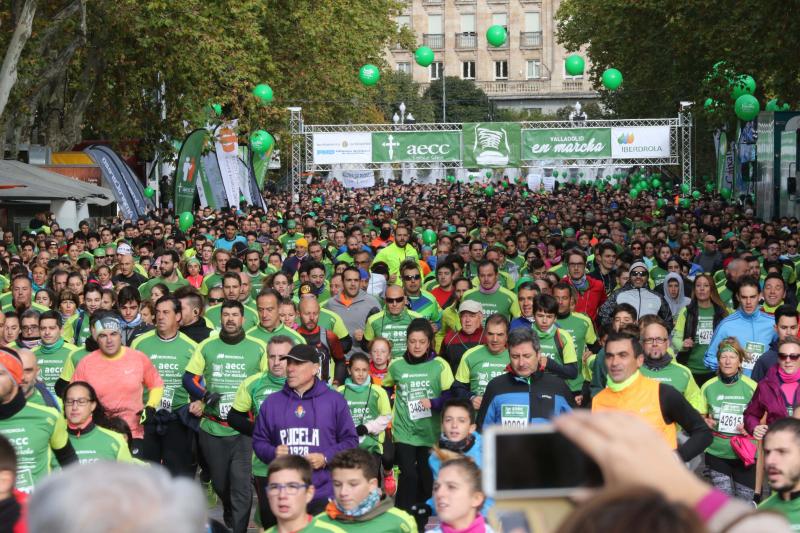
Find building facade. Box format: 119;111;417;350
387;0;598;115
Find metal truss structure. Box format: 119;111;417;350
289;111;693;193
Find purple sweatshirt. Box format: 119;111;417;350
252;378;358;502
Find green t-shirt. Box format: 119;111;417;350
699;375;757;459
0;401;69;493
640;359;703;411
337;381;391;454
185;335;268;437
59;347;91;382
138;277;190;300
232;371;286;476
69;425;133;463
364;309;422;359
265;516;347;533
675;305;716;374
759;492;800;528
649;266;668;287
557;312;597;392
246;323;306;347
64;312;92;347
317;308;349;340
199;272;223;296
461;287;520;324
131;331;198;412
455;345;509;397
33;341;78;393
535;326;577;366
383;356;454;447
206;303;259;332
279;232;303;253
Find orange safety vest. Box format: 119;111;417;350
592;372;677;449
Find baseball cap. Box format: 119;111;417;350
0;348;23;384
287;220;297;229
295;238;308;248
93;248;106;258
459;300;483;314
281;344;320;364
629;261;649;275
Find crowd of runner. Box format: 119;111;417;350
1;177;800;532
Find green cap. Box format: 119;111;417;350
564;228;576;238
287;220;297;229
93;248;106;258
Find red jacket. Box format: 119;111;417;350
563;275;607;323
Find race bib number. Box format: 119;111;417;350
15;468;34;493
407;399;432;421
218;393;235;420
717;403;744;434
697;328;713;344
160;388;174;412
500;404;529;428
743;342;766;371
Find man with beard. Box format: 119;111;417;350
139;250;189;300
760;418;800;527
373;224;419;284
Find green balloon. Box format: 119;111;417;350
781;103;791;111
250;130;274;153
730;75;756;100
253;84;273;103
178;211;194;232
522;191;529;198
706;183;714;193
359;64;380;86
578;171;584;177
485;186;495;197
651;178;662;189
565;54;585;76
638;181;649;191
766;98;779;112
144;187;155;199
679;198;691;208
602;68;623;90
415;46;435;67
692;190;701;199
552;170;559;178
486;25;507;47
485;171;493;178
720;189;732;200
656;198;666;208
312;197;322;204
239;194;246;202
212;103;222;115
680;183;691;194
734;94;760;121
422;229;437;245
629;189;639;199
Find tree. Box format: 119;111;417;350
424;77;491;123
369;70;435;124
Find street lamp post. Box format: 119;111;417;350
569;101;587;123
392;102;415;127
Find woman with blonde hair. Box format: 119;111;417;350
698;337;757;499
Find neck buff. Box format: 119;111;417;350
779;367;800;383
334;488;381;518
644;354;672;371
719;372;741;385
571;274;589;292
344;377;370;394
535;323;557;340
440;514;488;533
121;313;143;328
219;328;245;345
438;433;476;454
479;281;500;295
607;370;641;392
40;337;65;353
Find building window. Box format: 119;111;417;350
396;15;411;29
494;60;508;80
460;13;476;33
430;62;444;80
428;14;443;34
492;12;508;28
526;60;541;79
397;62;411;74
524;12;541;32
462;61;476;79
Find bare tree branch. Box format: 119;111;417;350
0;0;37;119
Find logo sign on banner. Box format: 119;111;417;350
522;128;611;160
463;122;521;167
313;133;372;164
372;131;461;163
611;126;671;158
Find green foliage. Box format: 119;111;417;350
370;70;435;124
423;77;491;123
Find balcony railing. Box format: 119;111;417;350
422;0;443;5
455;33;477;49
562;79;586;92
520;31;543;49
417;79;596;98
454;0;476;4
423;33;445;50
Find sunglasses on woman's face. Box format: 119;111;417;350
778;352;800;361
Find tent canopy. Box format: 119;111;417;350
0;160;114;206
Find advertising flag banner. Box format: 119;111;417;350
85;146;138;220
462;122;521;167
610;126;671;158
214;122;241;207
174;129;207;214
372;131;461;163
313;132;372;164
522;128;611;160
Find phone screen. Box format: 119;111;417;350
492;430;603;495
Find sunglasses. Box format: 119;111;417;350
402;274;421;281
385;296;405;304
778;353;800;361
208;298;224;304
630;271;648;277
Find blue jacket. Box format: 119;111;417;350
252;378;358;502
477;371;574;430
427;432;494;515
704;309;776;376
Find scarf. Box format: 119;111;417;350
534;323;556;341
779;368;800;408
779;367;800;383
478;281;500;295
438;433;476;454
369;361;388;380
344;377;370;394
607;370;640;392
644;354;672;371
719;372;741;385
121;313;143;329
330;488;381;518
571;274;589;292
39;337;65;354
219;328;245;345
440;514;488;533
17;336;40;349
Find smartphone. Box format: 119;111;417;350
482;423;603;499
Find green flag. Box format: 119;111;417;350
174;129;208;214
